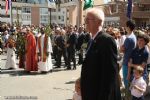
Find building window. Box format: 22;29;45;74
1;6;5;9
40;15;48;22
58;16;61;20
58;8;61;12
15;0;47;4
61;16;64;21
64;0;67;3
12;0;17;2
51;15;56;20
40;8;48;14
51;9;56;12
22;15;31;21
0;14;10;18
22;7;31;13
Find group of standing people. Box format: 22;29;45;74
121;20;149;100
52;25;90;70
1;26;53;73
0;7;150;100
1;23;91;73
73;7;150;100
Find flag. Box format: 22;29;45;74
126;0;132;19
5;0;12;15
83;0;94;10
5;0;8;15
8;0;12;9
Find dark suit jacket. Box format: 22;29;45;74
81;31;121;100
76;32;85;50
55;35;66;50
67;32;77;51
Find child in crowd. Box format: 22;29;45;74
5;36;16;69
130;66;147;100
73;77;81;100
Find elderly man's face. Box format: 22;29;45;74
85;13;99;33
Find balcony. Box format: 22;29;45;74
132;11;150;18
59;1;78;7
136;0;150;4
0;1;55;8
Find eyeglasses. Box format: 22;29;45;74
84;18;100;24
84;18;96;22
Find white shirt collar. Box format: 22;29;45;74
92;32;99;40
92;27;102;40
126;31;134;38
41;34;45;37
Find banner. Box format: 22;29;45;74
126;0;132;19
5;0;8;15
5;0;12;15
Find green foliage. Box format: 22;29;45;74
16;32;26;56
45;25;52;36
83;0;94;10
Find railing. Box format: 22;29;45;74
0;1;48;8
132;11;150;18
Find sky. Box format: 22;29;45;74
104;0;111;4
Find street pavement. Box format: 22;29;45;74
0;54;150;100
0;54;81;100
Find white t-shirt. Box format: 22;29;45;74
73;92;81;100
145;45;150;64
131;77;147;97
120;35;126;47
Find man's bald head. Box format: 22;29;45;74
86;8;105;26
84;8;105;35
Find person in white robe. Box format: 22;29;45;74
5;36;17;69
36;27;53;73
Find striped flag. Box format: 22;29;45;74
126;0;132;19
8;0;12;9
5;0;8;15
5;0;12;15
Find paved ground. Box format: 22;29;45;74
0;54;150;100
0;54;81;100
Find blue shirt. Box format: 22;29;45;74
130;46;149;80
123;33;137;66
130;47;148;65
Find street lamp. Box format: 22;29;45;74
55;0;61;7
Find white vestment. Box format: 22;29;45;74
5;47;17;69
37;34;53;72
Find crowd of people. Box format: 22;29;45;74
0;22;91;73
0;7;150;100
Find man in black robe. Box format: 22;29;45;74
81;8;121;100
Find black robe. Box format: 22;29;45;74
81;31;121;100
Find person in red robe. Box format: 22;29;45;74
25;27;38;72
